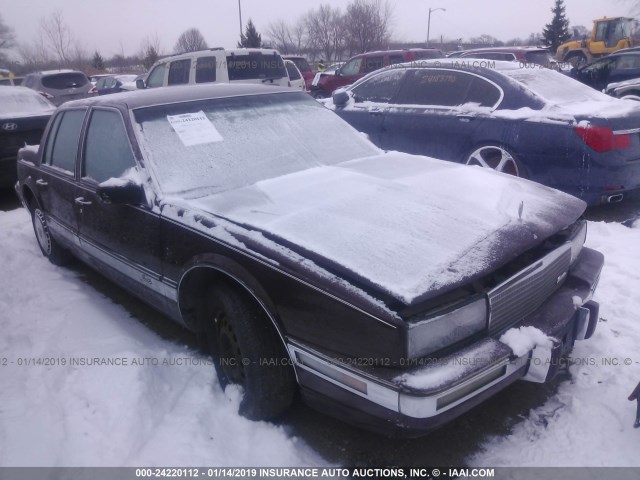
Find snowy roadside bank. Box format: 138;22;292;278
0;208;325;467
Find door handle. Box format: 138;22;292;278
36;179;48;187
74;197;92;206
456;115;476;122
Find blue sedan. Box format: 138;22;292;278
329;60;640;205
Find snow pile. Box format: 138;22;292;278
471;221;640;467
0;209;325;467
499;326;556;357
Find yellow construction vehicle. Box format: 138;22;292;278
556;17;639;66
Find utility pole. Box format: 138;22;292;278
238;0;243;40
427;7;446;48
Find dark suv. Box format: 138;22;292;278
310;48;443;98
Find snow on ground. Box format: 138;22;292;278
470;220;640;467
1;205;639;467
0;208;325;467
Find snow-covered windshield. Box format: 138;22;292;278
133;92;378;197
502;68;608;104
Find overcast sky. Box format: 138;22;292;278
0;0;635;58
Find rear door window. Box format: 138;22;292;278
44;110;86;175
168;59;191;86
465;77;502;107
196;56;217;83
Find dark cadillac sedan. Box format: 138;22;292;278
0;86;55;188
329;59;640;205
15;84;603;436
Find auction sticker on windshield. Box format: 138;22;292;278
167;111;223;146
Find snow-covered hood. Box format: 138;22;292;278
184;152;585;306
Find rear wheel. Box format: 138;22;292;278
466;145;523;177
204;283;296;420
32;207;72;266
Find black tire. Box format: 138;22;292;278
204;283;296;420
565;52;587;68
311;90;327;99
32;207;72;266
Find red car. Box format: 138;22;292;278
282;56;314;90
310;48;443;98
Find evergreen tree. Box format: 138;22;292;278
238;19;262;48
91;50;105;70
542;0;571;53
143;44;159;70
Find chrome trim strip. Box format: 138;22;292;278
165;216;398;329
47;216;80;248
614;128;640;135
289;342;523;419
78;235;177;302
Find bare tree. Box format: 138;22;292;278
17;36;53;70
0;14;15;66
266;19;294;54
40;10;73;65
343;0;393;55
0;14;14;50
468;34;504;46
140;34;161;70
305;4;344;61
174;28;208;53
291;18;308;54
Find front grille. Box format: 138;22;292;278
488;245;571;335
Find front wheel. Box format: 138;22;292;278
465;145;523;177
32;208;72;265
565;52;587;68
204;283;296;420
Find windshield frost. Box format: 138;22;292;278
134;92;378;197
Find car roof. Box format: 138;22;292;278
463;46;550;53
59;83;297;110
32;69;83;76
354;48;442;57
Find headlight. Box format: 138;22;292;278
406;297;487;359
569;220;587;264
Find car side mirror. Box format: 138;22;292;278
136;79;146;89
332;90;351;107
96;180;145;205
